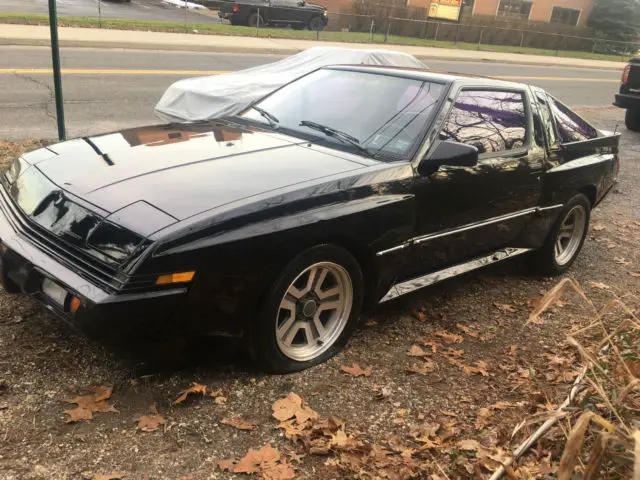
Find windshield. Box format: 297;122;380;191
241;69;445;159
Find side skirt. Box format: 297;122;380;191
379;247;532;303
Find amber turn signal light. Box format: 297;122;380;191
69;296;82;314
155;271;196;285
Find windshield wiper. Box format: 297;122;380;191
250;105;279;128
299;120;373;158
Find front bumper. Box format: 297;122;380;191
0;194;186;340
614;92;640;109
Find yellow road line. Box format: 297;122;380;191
0;68;232;75
0;68;620;83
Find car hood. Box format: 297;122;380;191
25;122;369;224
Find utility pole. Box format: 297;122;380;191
48;0;66;140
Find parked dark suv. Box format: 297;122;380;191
219;0;328;30
615;57;640;132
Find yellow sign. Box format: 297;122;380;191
429;0;462;21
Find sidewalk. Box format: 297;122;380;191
0;24;626;70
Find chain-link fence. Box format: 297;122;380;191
17;0;638;59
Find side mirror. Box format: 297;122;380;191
418;140;478;176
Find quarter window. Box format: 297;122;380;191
533;90;558;148
547;96;597;143
441;90;528;155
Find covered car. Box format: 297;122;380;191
154;47;427;122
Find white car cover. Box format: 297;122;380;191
154;47;427;123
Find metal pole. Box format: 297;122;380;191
520;31;524;48
478;27;484;50
592;38;597;54
98;0;102;28
434;21;439;42
256;7;260;37
385;21;390;43
184;0;188;33
454;23;459;45
48;0;66;141
369;19;374;42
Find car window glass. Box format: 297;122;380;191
242;69;445;159
441;90;527;155
547;96;597;143
534;90;558;148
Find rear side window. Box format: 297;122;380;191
547;96;598;143
533;90;558;148
441;90;527;155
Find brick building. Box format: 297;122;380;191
470;0;594;26
403;0;595;26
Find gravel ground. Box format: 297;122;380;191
0;107;638;479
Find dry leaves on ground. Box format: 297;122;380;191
64;385;117;423
218;444;295;479
137;403;165;433
434;330;463;344
93;474;123;480
494;302;518;313
406;358;436;375
222;415;257;431
174;382;208;404
272;392;318;424
406;345;428;357
340;363;372;377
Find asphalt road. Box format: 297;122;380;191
0;0;219;23
0;45;624;139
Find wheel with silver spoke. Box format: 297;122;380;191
276;262;352;362
531;193;591;276
249;245;363;373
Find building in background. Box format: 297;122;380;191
468;0;594;26
405;0;594;26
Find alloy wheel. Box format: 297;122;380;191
275;262;353;362
554;205;587;266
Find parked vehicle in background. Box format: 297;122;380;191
0;66;620;373
155;47;427;122
614;57;640;132
218;0;328;29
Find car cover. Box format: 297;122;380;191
154;47;427;122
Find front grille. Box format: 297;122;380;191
0;186;155;293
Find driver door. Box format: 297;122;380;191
402;87;544;280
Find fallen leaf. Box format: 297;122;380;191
494;303;517;313
221;416;256;431
630;272;640;278
272;392;318;424
406;345;428;357
589;281;611;290
614;257;632;266
137;404;165;433
456;323;479;338
434;330;463;344
463;361;489;377
88;385;114;402
174;382;207;404
410;308;428;322
214;396;227;405
261;461;296;480
234;444;280;474
458;439;481;451
340;363;372;377
64;406;94;423
417;338;442;353
406;359;436;375
592;225;606;231
93;474;123;480
442;347;464;359
216;459;235;472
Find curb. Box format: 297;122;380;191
0;36;627;70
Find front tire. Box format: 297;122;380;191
248;245;363;373
625;108;640;132
247;12;265;27
308;16;324;31
531;194;591;276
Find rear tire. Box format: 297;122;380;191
247;12;265;27
248;245;363;373
529;194;591;276
308;16;324;31
625;108;640;132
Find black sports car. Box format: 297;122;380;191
218;0;328;30
0;66;619;372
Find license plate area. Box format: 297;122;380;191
41;278;68;308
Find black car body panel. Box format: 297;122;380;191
615;56;640;109
218;0;328;28
0;66;620;342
